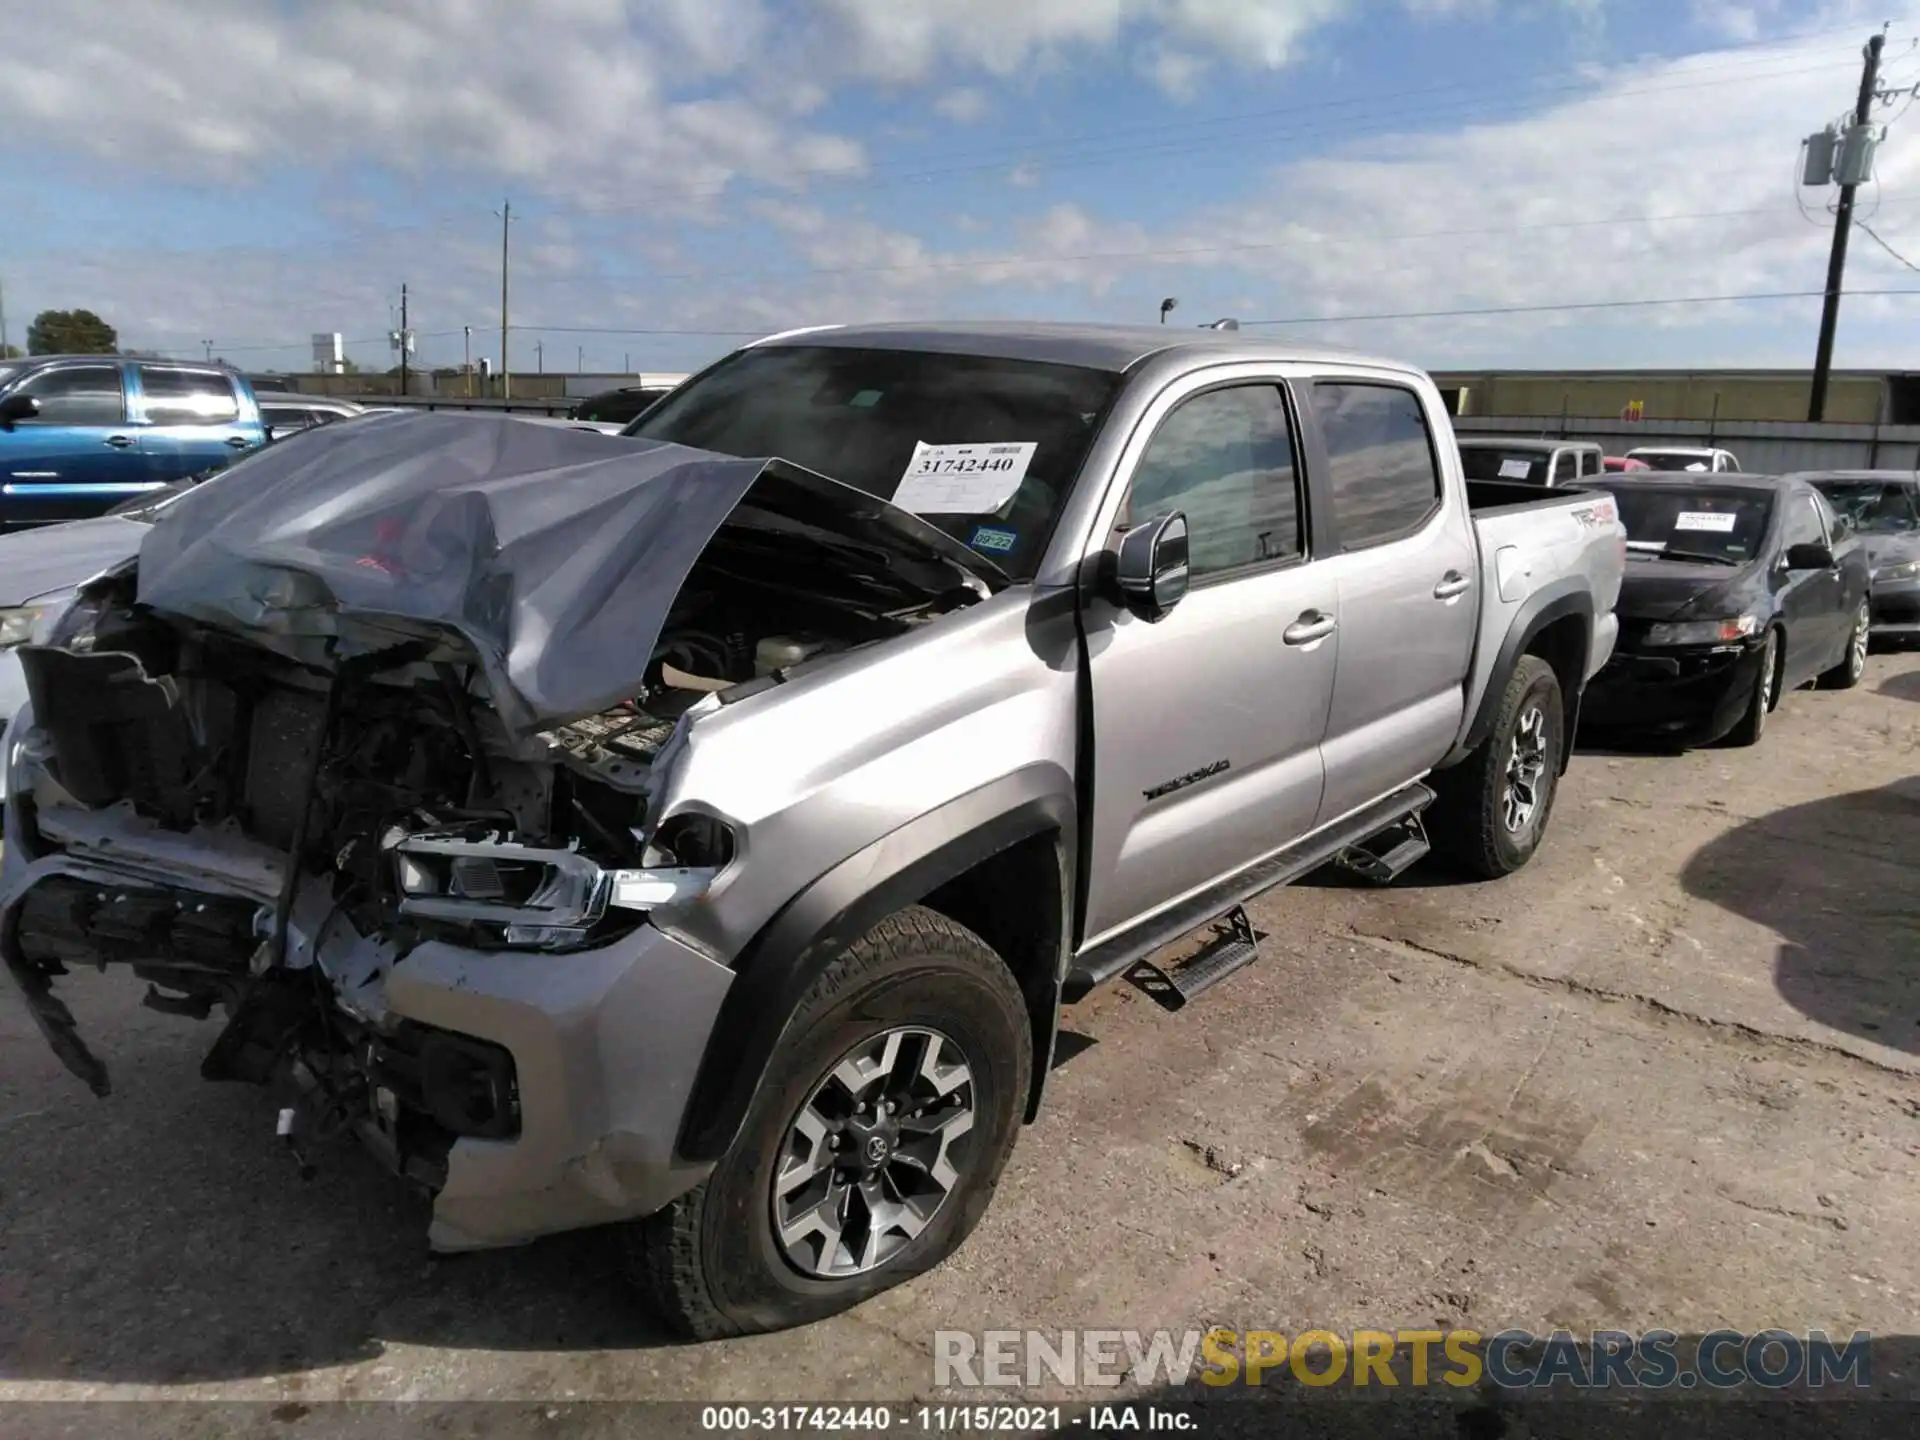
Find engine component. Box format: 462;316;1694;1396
753;634;829;676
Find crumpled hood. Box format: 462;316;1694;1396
1862;532;1920;570
133;411;1003;736
0;514;151;606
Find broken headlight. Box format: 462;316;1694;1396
387;828;721;951
0;605;51;649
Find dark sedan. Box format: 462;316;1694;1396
1581;473;1872;747
1798;470;1920;644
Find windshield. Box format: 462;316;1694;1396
626;345;1125;582
1812;479;1920;534
1600;484;1772;564
1630;451;1713;472
1459;445;1550;484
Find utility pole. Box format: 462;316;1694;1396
398;282;409;397
535;340;544;373
1808;31;1887;422
203;340;214;361
497;199;513;400
0;275;9;356
577;345;584;374
463;325;473;398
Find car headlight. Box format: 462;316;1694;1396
1874;559;1920;582
1643;615;1760;646
0;605;48;649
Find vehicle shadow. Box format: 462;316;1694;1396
1678;778;1920;1056
1878;667;1920;703
0;976;679;1385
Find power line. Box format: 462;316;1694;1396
20;37;1882;276
1858;219;1920;271
1236;286;1920;327
517;193;1920;290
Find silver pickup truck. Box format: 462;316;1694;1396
0;322;1624;1339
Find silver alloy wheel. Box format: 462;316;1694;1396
1848;602;1869;678
1502;704;1549;835
772;1026;976;1280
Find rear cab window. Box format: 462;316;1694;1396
137;366;241;423
1458;445;1549;484
1310;381;1444;549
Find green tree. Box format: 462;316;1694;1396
26;308;117;355
0;343;22;359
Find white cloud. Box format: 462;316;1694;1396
934;87;993;123
0;0;861;208
10;1;1920;374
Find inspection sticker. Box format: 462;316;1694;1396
968;524;1018;555
1498;458;1535;480
893;441;1037;514
1674;511;1738;533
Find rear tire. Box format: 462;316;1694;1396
1818;599;1870;690
1429;655;1564;880
622;906;1031;1340
1723;628;1779;748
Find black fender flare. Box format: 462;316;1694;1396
1445;582;1594;774
675;764;1077;1165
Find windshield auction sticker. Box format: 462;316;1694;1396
1674;511;1738;532
893;441;1037;514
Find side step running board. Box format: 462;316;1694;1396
1126;906;1259;1012
1332;812;1431;886
1067;781;1436;999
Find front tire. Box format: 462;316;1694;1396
1818;599;1870;690
624;906;1031;1340
1429;654;1565;879
1722;628;1779;747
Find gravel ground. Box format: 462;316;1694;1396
2;648;1917;1436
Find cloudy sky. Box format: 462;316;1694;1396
1;0;1917;377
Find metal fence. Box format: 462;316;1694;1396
1454;415;1920;473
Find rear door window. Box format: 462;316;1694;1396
1551;450;1577;485
1311;382;1443;549
138;366;241;423
12;364;126;424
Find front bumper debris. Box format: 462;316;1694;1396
0;778;737;1251
1580;641;1766;745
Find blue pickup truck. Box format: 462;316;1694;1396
0;355;266;528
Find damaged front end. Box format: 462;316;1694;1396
0;415;1000;1244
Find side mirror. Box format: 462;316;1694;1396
1113;511;1190;623
0;393;41;430
1784;541;1834;570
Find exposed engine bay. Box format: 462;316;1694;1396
3;558;924;1188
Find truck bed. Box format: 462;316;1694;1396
1448;476;1626;766
1464;477;1609;514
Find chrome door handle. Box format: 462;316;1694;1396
104;435;135;449
1283;612;1336;646
1433;572;1470;599
226;435;254;448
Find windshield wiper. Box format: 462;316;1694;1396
1655;546;1742;566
